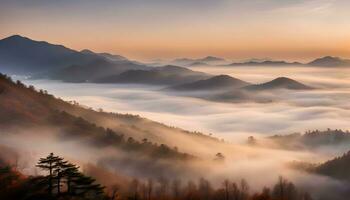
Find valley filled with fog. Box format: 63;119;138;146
23;65;350;144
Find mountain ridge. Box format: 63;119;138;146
169;74;250;91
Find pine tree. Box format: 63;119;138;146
60;162;81;195
53;159;68;195
36;153;65;195
70;172;105;196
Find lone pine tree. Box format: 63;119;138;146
36;153;105;198
36;152;65;195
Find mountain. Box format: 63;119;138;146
0;35;149;82
0;73;220;153
169;75;250;91
81;49;128;61
244;77;313;91
172;56;227;66
189;62;210;67
0;35;105;74
197;56;226;63
308;56;350;67
227;60;302;67
268;129;350;150
47;59;148;82
95;65;211;85
313;151;350;181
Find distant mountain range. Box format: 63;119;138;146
0;34;327;96
169;75;312;92
1;35;350;79
46;59;148;82
171;56;227;66
0;35;216;84
0;35;135;75
268;129;350;150
170;75;250;91
227;56;350;67
307;56;350;67
227;60;302;67
95;65;210;85
167;75;313;103
0;35;155;83
244;77;313;91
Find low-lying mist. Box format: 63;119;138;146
1;126;348;199
9;65;350;199
22;66;350;143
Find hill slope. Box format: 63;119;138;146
0;35;103;74
95;65;211;85
0;73;221;156
169;75;250;91
308;56;350;67
0;35;150;82
227;60;302;67
312;151;350;181
244;77;313;91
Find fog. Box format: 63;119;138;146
4;65;348;199
22;66;350;143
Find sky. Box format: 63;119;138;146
0;0;350;61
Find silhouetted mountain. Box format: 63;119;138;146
244;77;313;91
0;73;229;163
0;35;105;74
308;56;350;67
95;65;210;85
169;75;250;91
268;129;350;150
0;35;149;82
48;59;148;82
228;60;302;66
81;49;128;61
313;151;350;181
0;73;219;152
198;56;226;63
172;56;226;66
189;62;210;67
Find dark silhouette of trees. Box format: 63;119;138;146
0;158;315;200
36;153;105;199
36;153;65;195
214;153;225;161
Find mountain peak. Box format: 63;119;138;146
308;56;350;67
3;34;27;40
80;49;95;54
199;56;225;62
270;77;295;83
169;74;249;91
245;77;312;91
0;35;33;44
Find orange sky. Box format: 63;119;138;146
1;0;350;61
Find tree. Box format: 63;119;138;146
36;153;65;195
214;153;225;162
239;179;249;200
247;136;257;145
69;172;105;197
60;162;80;195
223;179;230;200
53;158;68;195
110;184;120;200
172;179;181;200
36;153;105;198
147;178;153;200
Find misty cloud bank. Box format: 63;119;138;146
2;66;350;199
22;66;350;143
